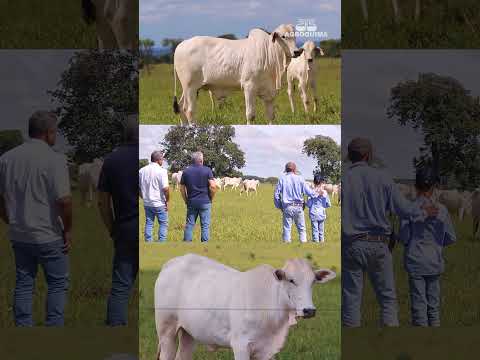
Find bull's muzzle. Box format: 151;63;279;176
303;308;316;318
307;59;313;63
293;49;304;58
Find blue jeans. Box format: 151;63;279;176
408;274;441;327
144;206;168;242
341;238;399;327
106;250;138;326
12;241;69;327
311;219;325;242
282;205;307;243
184;203;211;242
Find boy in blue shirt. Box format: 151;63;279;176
306;174;331;243
399;167;456;326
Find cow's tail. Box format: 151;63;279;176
81;0;96;25
173;59;180;114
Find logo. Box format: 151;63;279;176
290;18;328;38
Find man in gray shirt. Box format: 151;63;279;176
0;111;72;326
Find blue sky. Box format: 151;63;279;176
140;0;340;45
342;50;480;179
140;125;341;178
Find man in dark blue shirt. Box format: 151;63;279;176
97;116;138;326
180;151;217;242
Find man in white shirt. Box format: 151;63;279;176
139;151;170;242
0;111;72;326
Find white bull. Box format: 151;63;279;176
437;189;470;221
240;179;259;196
360;0;421;23
322;184;339;202
171;171;183;191
287;41;324;114
154;254;336;360
173;24;303;125
81;0;138;49
78;158;103;207
223;177;242;191
214;177;224;191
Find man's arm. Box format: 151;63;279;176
274;181;283;209
57;196;73;253
97;191;114;236
164;187;170;210
208;179;217;200
180;184;188;204
0;195;9;224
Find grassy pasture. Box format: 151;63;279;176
139;185;341;359
140;58;341;125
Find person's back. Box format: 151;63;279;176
181;164;213;206
307;187;331;221
139;162;168;207
0;139;68;243
275;172;311;208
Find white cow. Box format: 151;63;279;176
214;177;224;191
360;0;421;23
171;171;183;191
471;190;480;239
322;184;339;202
437;189;470;221
287;41;324;114
223;177;242;191
81;0;138;49
154;254;336;360
173;24;303;125
240;179;259;196
78;158;103;207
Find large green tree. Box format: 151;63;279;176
139;38;155;74
387;72;480;190
49;50;138;164
303;135;341;183
161;126;245;177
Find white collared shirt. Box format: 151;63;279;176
139;162;169;208
0;139;71;244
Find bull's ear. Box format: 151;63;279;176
274;269;286;281
315;269;336;283
271;32;279;43
315;47;323;56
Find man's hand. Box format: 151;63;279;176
421;202;439;218
165;202;169;212
63;230;72;254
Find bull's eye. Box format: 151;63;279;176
289;279;296;285
282;35;286;39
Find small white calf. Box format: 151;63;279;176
287;41;324;114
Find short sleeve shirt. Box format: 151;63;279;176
180;165;214;206
139;162;169;208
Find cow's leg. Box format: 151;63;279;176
108;0;136;49
184;87;198;124
264;98;275;125
232;341;251;360
287;77;295;113
415;0;421;21
175;328;195;360
209;90;215;112
360;0;368;21
299;81;309;113
243;85;256;125
392;0;401;23
310;79;318;113
94;4;118;49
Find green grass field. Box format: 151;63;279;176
139;185;341;359
342;0;480;48
140;59;341;125
0;1;96;48
0;192;138;327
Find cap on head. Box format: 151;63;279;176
285;161;296;173
347;137;372;163
415;166;437;192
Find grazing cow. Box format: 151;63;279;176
438;189;470;221
78;158;103;207
172;24;303;125
223;177;242;191
287;41;324;114
240;179;259;196
154;254;336;360
171;171;183;191
214;177;224;190
360;0;421;23
81;0;138;49
471;190;480;240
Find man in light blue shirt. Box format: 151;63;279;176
399;167;456;326
274;162;317;243
342;138;439;327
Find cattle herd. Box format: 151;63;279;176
396;183;480;239
172;24;325;124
